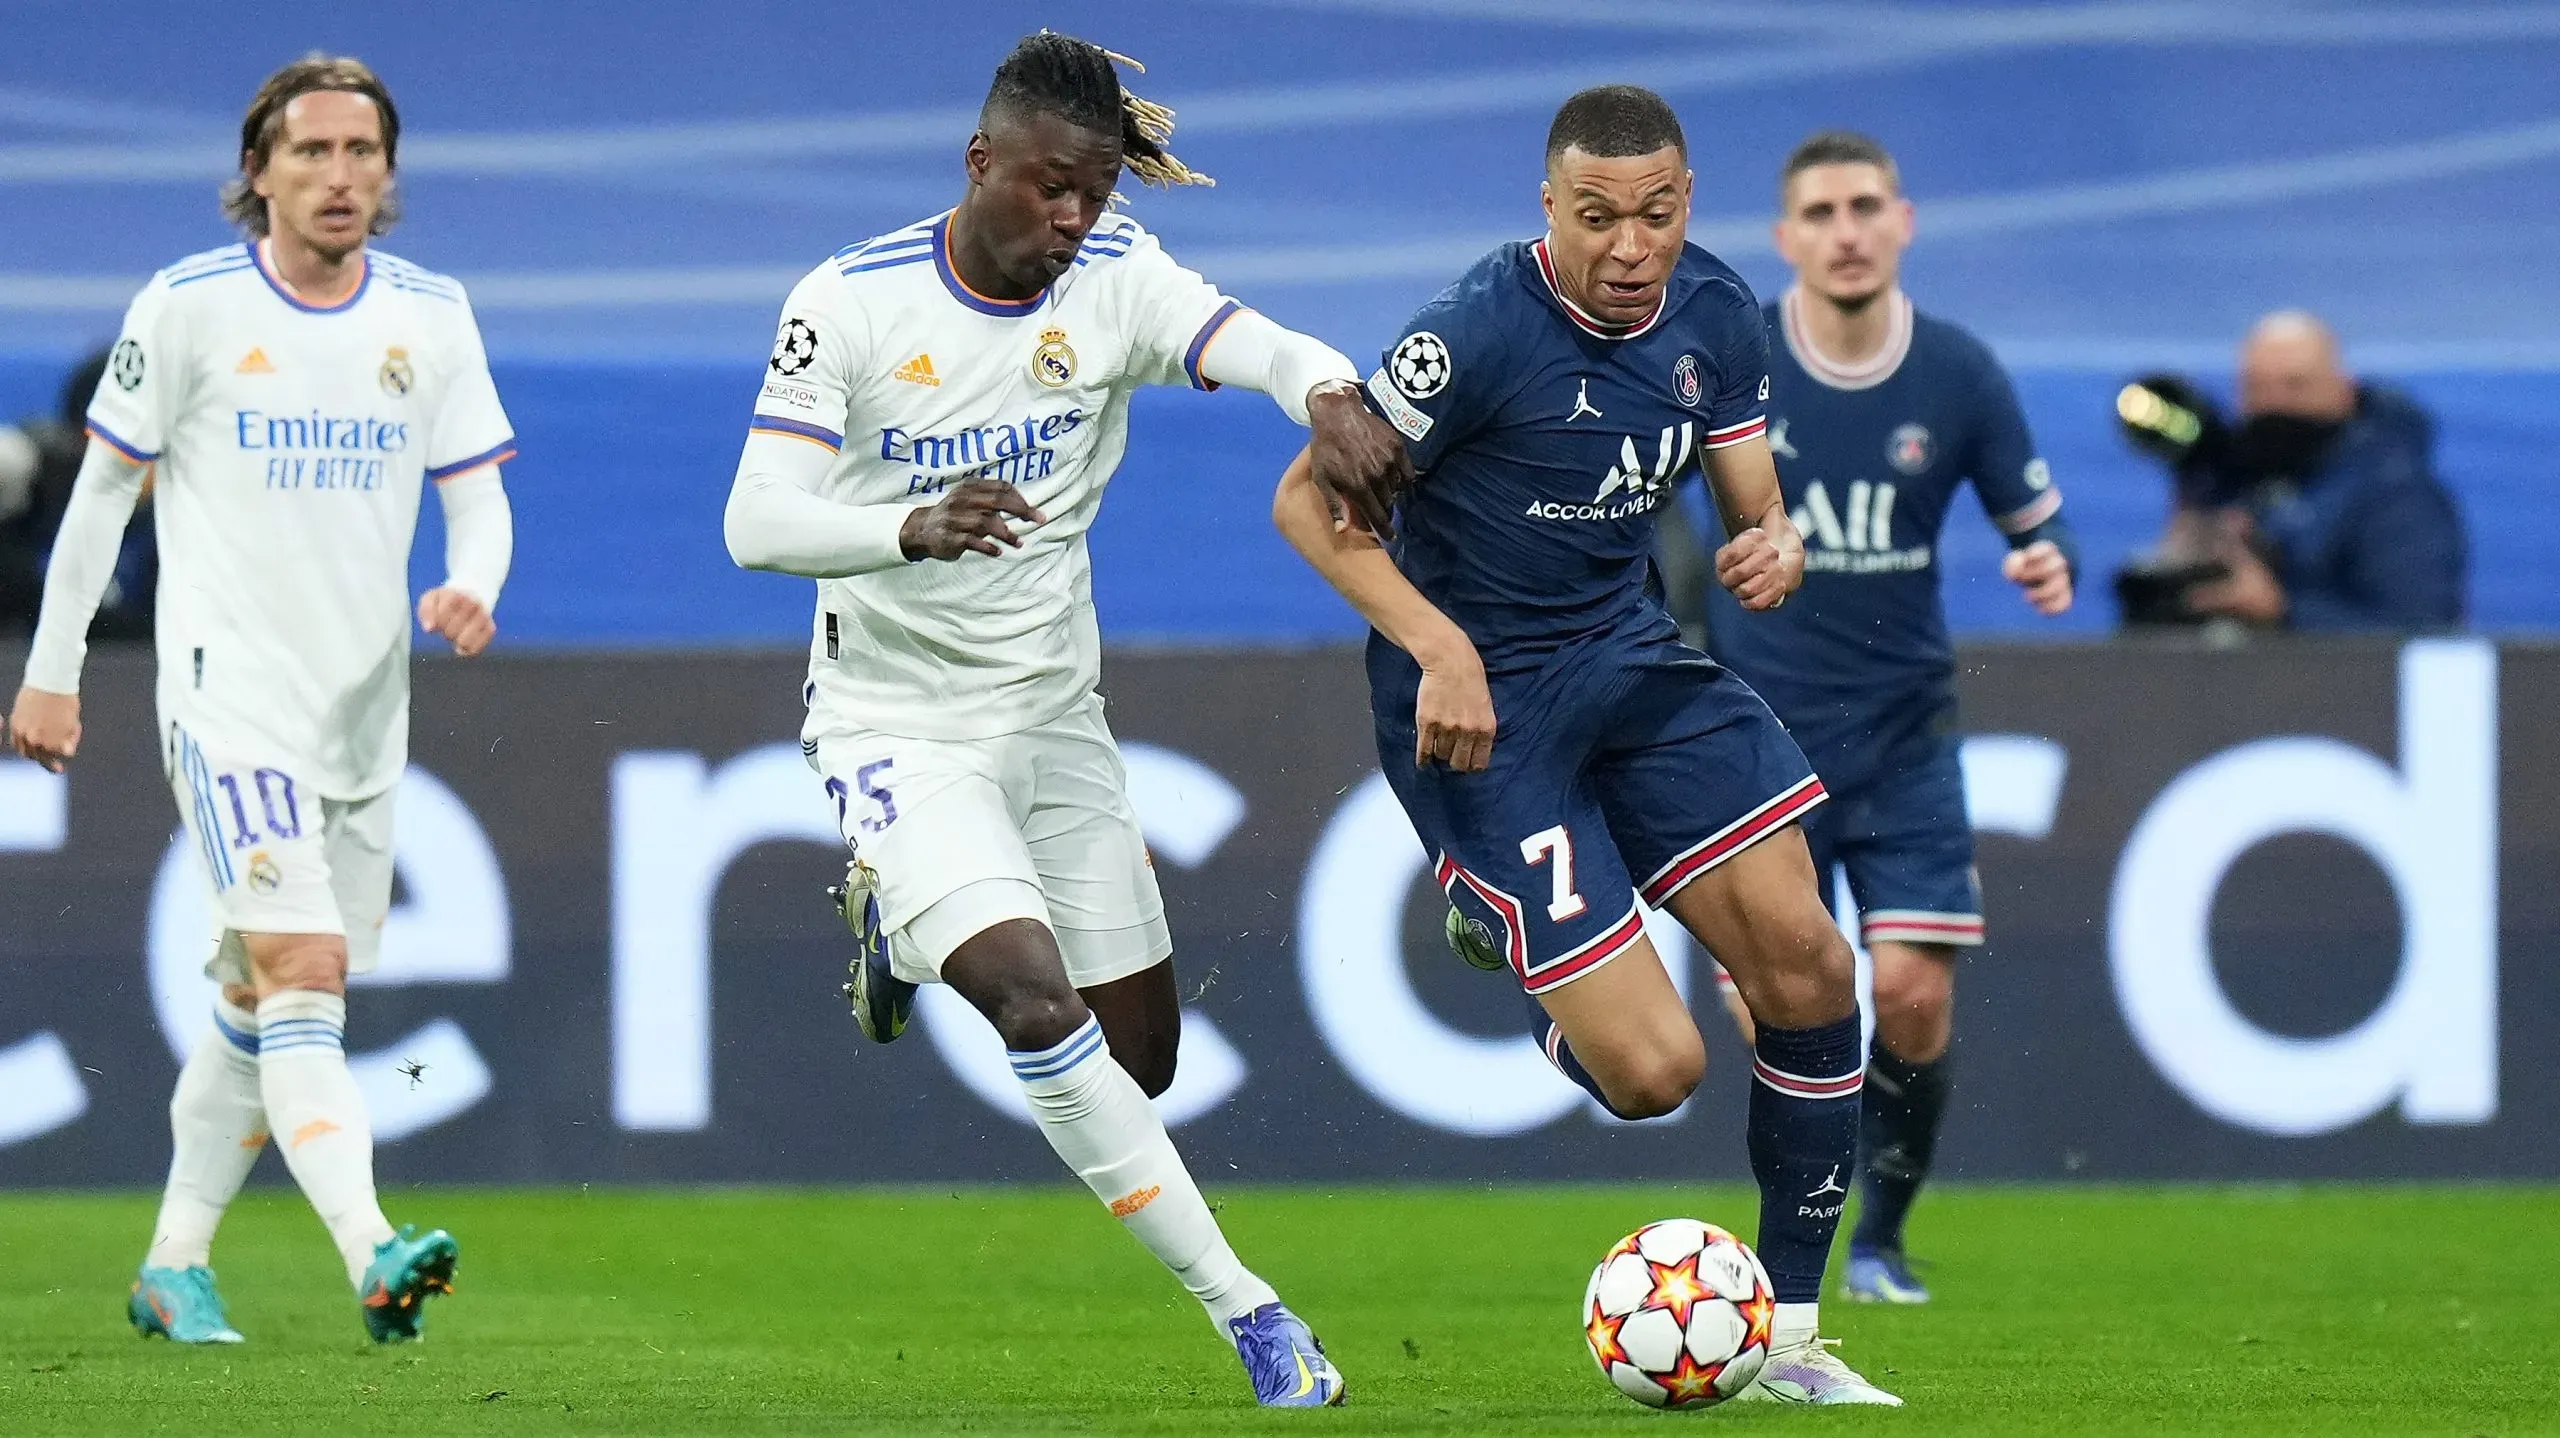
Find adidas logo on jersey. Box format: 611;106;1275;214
892;354;941;387
235;347;275;375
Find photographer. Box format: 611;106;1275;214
2115;312;2464;632
0;348;154;640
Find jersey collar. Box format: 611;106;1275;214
932;213;1048;318
1531;236;1668;341
1780;285;1913;391
251;239;370;314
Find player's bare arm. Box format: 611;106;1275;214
8;435;154;770
1702;436;1806;611
1273;452;1494;771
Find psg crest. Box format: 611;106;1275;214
1671;353;1702;406
1887;422;1933;475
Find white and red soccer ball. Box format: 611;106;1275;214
1582;1218;1776;1409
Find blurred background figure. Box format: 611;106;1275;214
0;347;155;642
2113;312;2464;633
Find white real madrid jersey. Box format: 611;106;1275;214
85;242;516;798
750;209;1245;742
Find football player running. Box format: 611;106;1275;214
1273;86;1898;1406
721;32;1405;1408
1696;131;2077;1306
8;56;513;1345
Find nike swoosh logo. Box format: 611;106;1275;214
1290;1350;1317;1399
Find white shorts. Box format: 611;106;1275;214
167;724;391;986
803;692;1171;989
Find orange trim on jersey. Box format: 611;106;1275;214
429;446;517;483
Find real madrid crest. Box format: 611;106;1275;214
1032;326;1077;388
379;346;413;397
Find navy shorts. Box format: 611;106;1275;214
1370;623;1824;995
1792;698;1982;949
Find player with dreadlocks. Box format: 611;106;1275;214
723;32;1403;1406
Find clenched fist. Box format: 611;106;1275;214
1716;524;1805;612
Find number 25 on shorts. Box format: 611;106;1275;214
826;759;900;837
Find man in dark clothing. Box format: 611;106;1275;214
2132;312;2465;631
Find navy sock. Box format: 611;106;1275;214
1747;1014;1864;1304
1525;996;1638;1121
1852;1042;1951;1255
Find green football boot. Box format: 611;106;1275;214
129;1265;245;1344
359;1225;459;1343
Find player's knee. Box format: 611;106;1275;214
989;990;1090;1056
242;935;348;996
1601;1037;1704;1120
1608;1055;1702;1120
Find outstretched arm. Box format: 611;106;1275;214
1198;311;1412;537
1699;437;1805;612
1272;449;1493;771
9;437;150;769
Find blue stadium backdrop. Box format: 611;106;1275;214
4;0;2558;641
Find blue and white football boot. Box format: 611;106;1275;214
129;1265;244;1344
1228;1302;1346;1407
833;856;914;1044
1844;1245;1933;1305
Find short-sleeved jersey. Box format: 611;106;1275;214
1704;289;2058;750
750;210;1244;741
1363;239;1767;668
86;243;515;798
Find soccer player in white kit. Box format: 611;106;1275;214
722;34;1411;1407
7;57;515;1346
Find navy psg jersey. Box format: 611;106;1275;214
1704;288;2061;738
1364;238;1769;668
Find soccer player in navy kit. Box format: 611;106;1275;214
1275;88;1898;1407
1699;131;2077;1306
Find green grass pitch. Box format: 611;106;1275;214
2;1184;2551;1434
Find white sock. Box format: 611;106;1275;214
1774;1300;1821;1350
1011;1017;1278;1330
143;999;269;1271
256;990;395;1288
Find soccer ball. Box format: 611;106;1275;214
1582;1218;1776;1409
